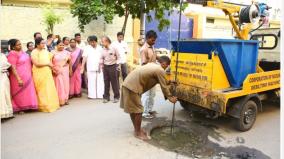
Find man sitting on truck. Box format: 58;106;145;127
120;56;177;140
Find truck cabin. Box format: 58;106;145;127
250;28;280;71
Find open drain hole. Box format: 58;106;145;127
145;118;271;158
150;126;205;151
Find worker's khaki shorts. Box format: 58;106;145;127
120;86;143;114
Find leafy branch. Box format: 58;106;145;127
41;3;64;34
70;0;187;33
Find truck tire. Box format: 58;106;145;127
235;100;258;131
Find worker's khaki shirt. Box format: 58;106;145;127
140;42;157;65
122;63;172;98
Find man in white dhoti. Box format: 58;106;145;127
81;36;104;99
0;53;13;118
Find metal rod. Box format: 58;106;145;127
171;103;176;136
171;0;183;136
223;1;249;7
185;0;248;7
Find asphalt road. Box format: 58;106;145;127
1;89;280;159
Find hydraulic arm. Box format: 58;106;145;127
186;0;270;40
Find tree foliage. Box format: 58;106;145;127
41;3;64;34
70;0;187;33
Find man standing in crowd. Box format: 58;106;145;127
140;30;158;119
81;36;104;99
75;33;87;89
137;37;144;65
46;34;55;52
33;32;42;41
120;56;177;140
100;36;120;103
75;33;86;49
112;32;129;81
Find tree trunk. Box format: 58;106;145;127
139;0;145;39
140;13;145;39
121;9;129;35
51;24;54;34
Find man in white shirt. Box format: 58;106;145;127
81;35;104;99
111;32;129;80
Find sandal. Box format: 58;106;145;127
149;111;158;115
142;114;154;119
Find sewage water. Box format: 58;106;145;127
151;126;203;152
146;118;271;159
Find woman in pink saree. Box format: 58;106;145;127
52;40;72;106
7;39;38;112
66;39;83;98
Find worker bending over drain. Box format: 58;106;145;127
120;56;177;140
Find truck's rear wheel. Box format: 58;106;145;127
235;100;257;131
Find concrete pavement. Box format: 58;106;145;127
1;90;280;159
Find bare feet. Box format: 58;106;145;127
134;130;150;141
60;101;65;106
75;93;82;98
19;111;25;115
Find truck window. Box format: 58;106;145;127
250;34;278;50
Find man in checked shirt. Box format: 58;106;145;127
140;30;158;119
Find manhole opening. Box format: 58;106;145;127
145;119;270;159
150;126;206;152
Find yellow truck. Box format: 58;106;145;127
168;1;280;131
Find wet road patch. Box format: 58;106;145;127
144;117;270;159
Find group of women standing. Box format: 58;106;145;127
0;37;83;118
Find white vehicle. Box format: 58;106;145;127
155;48;171;58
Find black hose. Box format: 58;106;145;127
249;22;264;34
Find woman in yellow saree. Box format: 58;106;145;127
31;38;59;112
